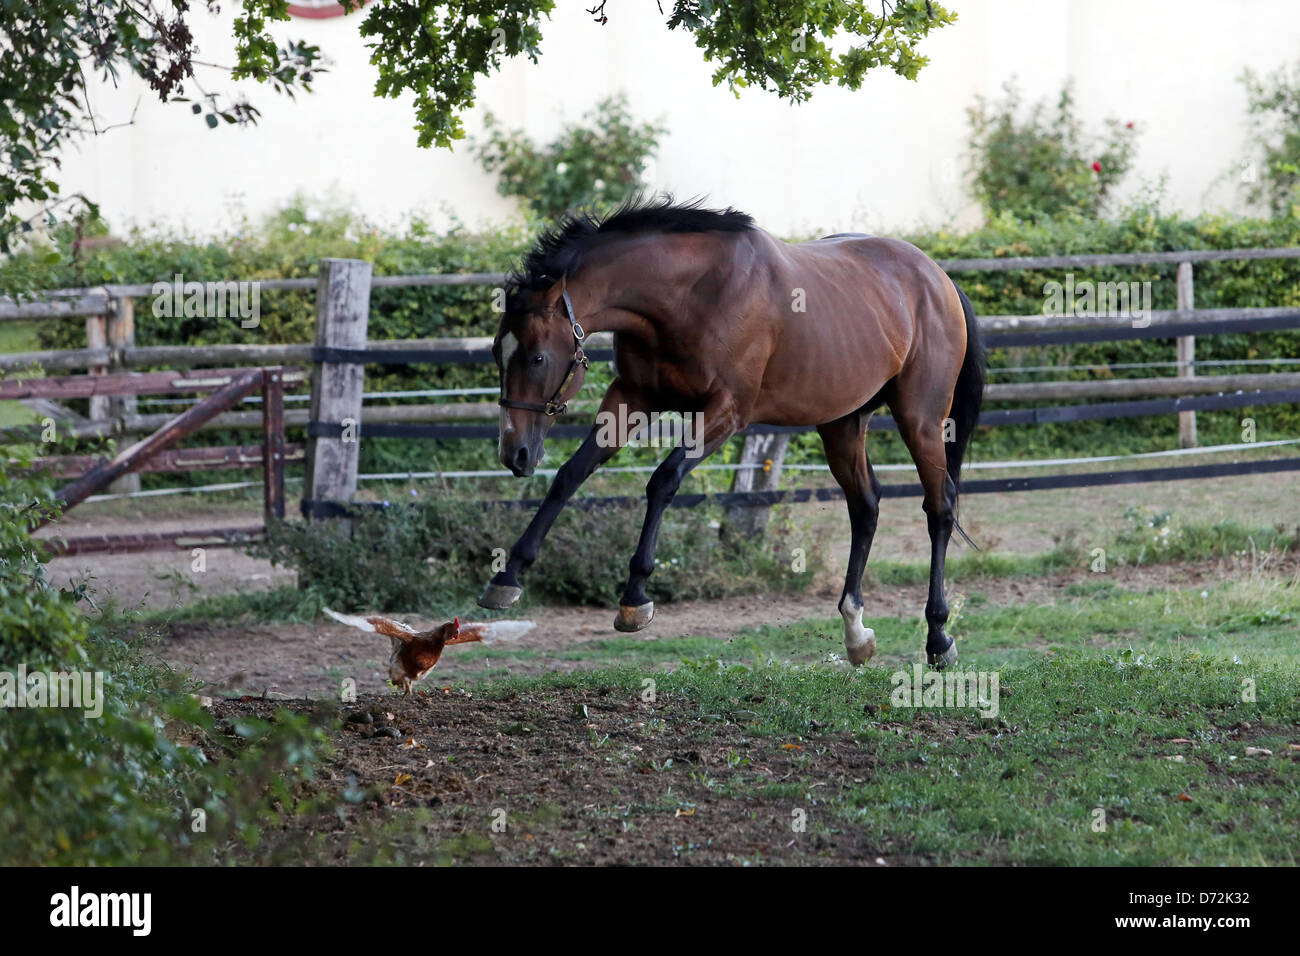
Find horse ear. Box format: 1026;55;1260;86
539;280;565;312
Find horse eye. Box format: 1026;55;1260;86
532;353;545;365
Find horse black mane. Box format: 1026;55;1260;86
505;196;754;310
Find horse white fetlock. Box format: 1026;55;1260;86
928;639;959;670
839;595;877;666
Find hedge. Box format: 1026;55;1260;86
3;201;1298;479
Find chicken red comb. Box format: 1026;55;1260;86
453;616;460;633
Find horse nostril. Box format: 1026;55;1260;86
513;446;531;472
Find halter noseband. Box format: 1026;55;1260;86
497;288;589;417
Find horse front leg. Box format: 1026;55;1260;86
615;397;739;632
478;382;645;609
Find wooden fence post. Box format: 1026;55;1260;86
305;258;372;519
261;368;287;522
723;430;791;539
106;294;140;493
1176;262;1197;448
85;310;109;424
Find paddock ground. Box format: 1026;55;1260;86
38;471;1300;865
40;467;1300;696
203;579;1300;865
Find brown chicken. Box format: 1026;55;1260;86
324;609;534;695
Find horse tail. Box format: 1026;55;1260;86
947;281;986;548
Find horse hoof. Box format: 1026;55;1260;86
845;628;876;666
614;602;654;632
477;582;522;609
927;639;958;670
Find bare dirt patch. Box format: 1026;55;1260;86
222;688;936;865
37;506;295;611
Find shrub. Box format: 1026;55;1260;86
966;81;1138;223
1240;63;1300;218
251;495;820;613
474;94;667;220
0;457;330;865
905;207;1300;462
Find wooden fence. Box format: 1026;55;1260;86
3;247;1300;552
0;366;295;554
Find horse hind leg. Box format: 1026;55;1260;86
922;482;959;669
817;413;882;666
892;397;960;669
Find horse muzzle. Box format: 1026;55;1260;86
501;438;542;477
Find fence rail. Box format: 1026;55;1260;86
21;368;294;559
25;443;305;479
298;455;1300;523
6;246;1300;554
6;307;1300;373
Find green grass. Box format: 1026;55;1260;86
869;540;1082;586
391;571;1300;682
451;643;1298;864
871;514;1297;587
145;586;326;625
0;321;37;354
409;572;1299;859
152;511;1295;628
150;536;1300;865
1108;509;1299;566
0;402;38;429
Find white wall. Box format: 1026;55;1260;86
51;0;1300;239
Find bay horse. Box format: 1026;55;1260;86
479;197;985;669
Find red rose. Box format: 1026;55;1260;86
1091;161;1103;173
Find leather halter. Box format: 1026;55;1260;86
497;288;590;417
